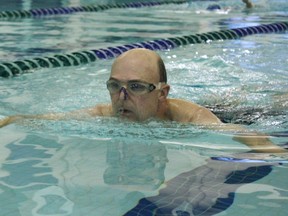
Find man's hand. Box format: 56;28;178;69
0;115;22;128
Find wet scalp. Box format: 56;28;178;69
114;48;167;83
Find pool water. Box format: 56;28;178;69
0;0;288;215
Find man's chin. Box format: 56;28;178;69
117;111;138;121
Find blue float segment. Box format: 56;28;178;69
0;0;187;19
0;22;287;77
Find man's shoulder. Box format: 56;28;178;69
167;98;201;109
166;98;220;124
166;98;201;122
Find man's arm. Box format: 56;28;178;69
0;104;112;128
233;132;286;153
169;98;286;153
207;123;287;153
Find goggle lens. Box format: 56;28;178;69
106;80;158;95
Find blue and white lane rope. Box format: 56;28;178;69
0;0;187;19
0;22;287;78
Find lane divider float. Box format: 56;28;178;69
0;22;287;78
0;0;187;19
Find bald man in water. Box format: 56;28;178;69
86;48;221;124
0;48;286;153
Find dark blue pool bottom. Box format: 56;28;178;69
124;160;273;216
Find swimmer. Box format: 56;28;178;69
188;0;253;9
204;0;253;13
0;48;286;153
242;0;253;8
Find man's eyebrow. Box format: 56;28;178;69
108;77;119;81
109;78;147;83
128;79;146;83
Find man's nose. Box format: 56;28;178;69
119;87;128;100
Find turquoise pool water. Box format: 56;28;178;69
0;0;288;215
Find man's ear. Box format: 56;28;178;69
159;84;170;101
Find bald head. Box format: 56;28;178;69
108;48;170;121
111;48;167;83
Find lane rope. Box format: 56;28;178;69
0;0;187;19
0;22;287;78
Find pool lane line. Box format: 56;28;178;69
0;0;187;19
0;22;287;78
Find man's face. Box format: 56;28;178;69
108;50;161;121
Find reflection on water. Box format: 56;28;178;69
0;133;61;215
104;141;168;190
0;129;287;216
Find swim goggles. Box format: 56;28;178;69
106;79;162;95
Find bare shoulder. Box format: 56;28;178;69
168;98;199;108
167;98;221;124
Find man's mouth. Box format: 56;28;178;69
118;108;132;116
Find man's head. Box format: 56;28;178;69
107;48;170;121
